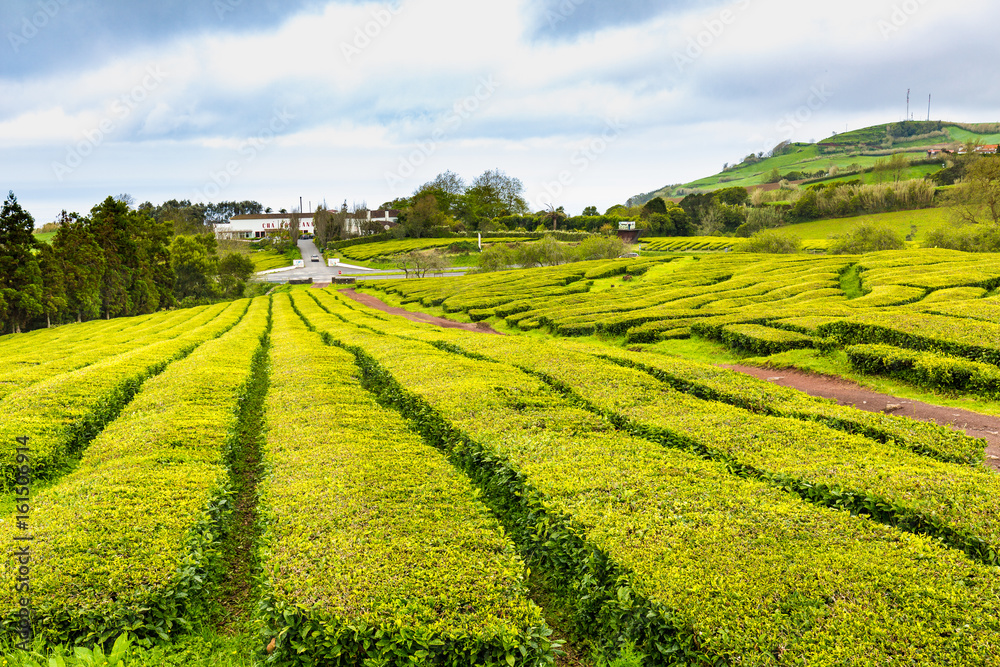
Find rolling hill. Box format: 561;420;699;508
632;121;1000;204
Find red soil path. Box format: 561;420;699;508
341;289;1000;471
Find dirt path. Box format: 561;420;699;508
341;288;504;334
724;365;1000;471
340;289;999;471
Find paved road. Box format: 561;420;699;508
258;239;470;283
258;238;376;283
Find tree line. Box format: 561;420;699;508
0;193;257;334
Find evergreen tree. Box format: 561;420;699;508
0;192;44;333
38;243;67;327
53;213;104;322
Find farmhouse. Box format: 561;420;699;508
214;209;400;240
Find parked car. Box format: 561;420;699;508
311;254;320;262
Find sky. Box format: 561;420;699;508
2;0;999;223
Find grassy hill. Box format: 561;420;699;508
633;121;1000;203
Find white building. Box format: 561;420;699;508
214;209;400;240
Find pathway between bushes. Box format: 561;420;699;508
724;365;1000;472
340;289;1000;472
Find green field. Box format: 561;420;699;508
249;247;299;272
2;247;1000;665
635;121;1000;200
32;231;56;244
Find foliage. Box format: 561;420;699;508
828;222;906;254
846;343;1000;398
735;229;801;253
293;292;1000;664
0;191;43;333
0;300;269;645
256;295;554;665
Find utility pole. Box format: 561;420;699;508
906;89;910;121
927;94;931;121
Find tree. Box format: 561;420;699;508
314;206;346;249
887;152;910;183
53;214;104;322
218;252;255;298
951;157;1000;226
415;171;466;217
288;209;302;245
402;193;447;238
641;197;668;217
544;204;566;231
170;234;219;300
87;196;173;318
37;243;67;327
463;169;528;225
394;249;447;278
0;192;43;333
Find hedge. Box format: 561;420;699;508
0;298;271;646
0;301;248;488
0;305;224;401
391;326;1000;566
846;343;1000;398
714;323;814;355
817;312;1000;367
291;294;1000;666
256;295;553;666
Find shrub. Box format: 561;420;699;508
735;229;801;253
829;222;906;254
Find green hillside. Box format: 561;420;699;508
633;121;1000;203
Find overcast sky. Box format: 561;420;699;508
2;0;999;223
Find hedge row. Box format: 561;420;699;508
846;343;1000;398
293;295;1000;666
0;297;271;646
339;237;539;262
0;301;248;487
715;323;814;355
596;347;984;465
387;325;1000;566
257;295;553;666
818;312;1000;367
0;305;225;401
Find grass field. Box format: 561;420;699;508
32;231;56;244
779;206;952;242
637;121;1000;200
3;247;1000;665
248;247;299;272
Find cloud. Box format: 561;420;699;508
523;0;725;41
1;0;328;77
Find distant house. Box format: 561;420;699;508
926;148;954;158
975;144;1000;154
617;221;639;244
214;209;400;240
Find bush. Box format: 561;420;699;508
923;225;1000;252
735;229;801;253
829;222;906;254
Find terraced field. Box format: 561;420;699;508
2;247;999;665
